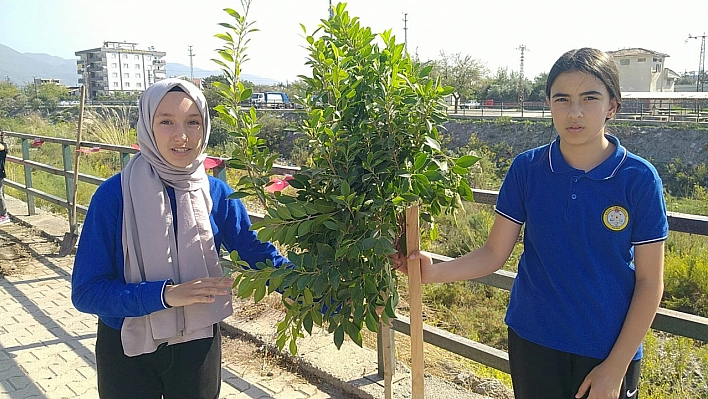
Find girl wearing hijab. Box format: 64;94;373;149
71;78;289;399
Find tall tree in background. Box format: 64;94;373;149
431;51;486;110
527;72;548;102
479;67;522;103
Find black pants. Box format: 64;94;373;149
508;327;641;399
96;319;221;399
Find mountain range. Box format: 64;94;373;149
0;43;279;86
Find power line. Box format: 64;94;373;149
403;13;408;55
516;45;529;102
188;45;196;83
687;33;706;92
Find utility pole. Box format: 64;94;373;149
403;13;408;55
188;45;195;83
328;0;333;18
516;45;528;102
687;33;706;92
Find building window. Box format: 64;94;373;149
111;63;117;68
135;64;141;69
653;57;662;63
122;54;128;59
123;63;129;68
135;55;140;60
620;59;630;65
111;53;117;59
112;72;118;78
113;82;118;87
124;73;129;78
135;73;142;78
125;82;130;88
638;58;646;63
137;82;142;88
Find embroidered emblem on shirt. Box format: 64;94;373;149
603;206;629;231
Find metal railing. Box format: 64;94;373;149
446;99;708;124
2;130;708;378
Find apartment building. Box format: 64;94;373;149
607;48;680;92
75;41;166;100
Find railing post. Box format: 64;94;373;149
62;143;74;220
20;138;36;215
120;151;131;170
213;162;227;182
377;321;396;378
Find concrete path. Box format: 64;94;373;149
0;195;493;399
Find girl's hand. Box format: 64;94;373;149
575;361;624;399
163;276;234;308
391;250;434;283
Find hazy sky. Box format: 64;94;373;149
1;0;706;83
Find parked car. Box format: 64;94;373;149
460;100;480;109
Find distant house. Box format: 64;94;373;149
33;78;61;85
607;48;679;92
75;41;167;100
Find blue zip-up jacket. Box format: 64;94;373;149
71;173;288;330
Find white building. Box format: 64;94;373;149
75;41;166;100
607;48;680;92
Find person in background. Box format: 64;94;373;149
0;130;10;225
71;78;289;399
395;48;667;399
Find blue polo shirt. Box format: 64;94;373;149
497;135;668;360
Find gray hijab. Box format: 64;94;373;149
120;78;232;357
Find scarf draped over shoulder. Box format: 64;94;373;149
120;78;232;357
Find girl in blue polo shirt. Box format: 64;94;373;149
396;48;668;399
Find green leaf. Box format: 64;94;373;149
341;180;350;196
413;153;427;171
253;284;266;303
317;243;336;258
276;332;288;351
424;135;441;151
361;237;376;251
297;219;313;236
423;170;445;182
384;296;397;318
229;250;241;264
227;191;250;200
364;310;379;333
334;324;344;349
237;278;256;298
303;312;314;335
323;221;339;230
455;155;480;168
400;193;419;202
286;202;308;218
240;87;253;101
276;206;292;220
345;320;362;347
289;337;298;355
430;223;439;241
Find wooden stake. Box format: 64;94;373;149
406;205;424;398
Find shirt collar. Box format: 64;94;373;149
548;134;627;180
